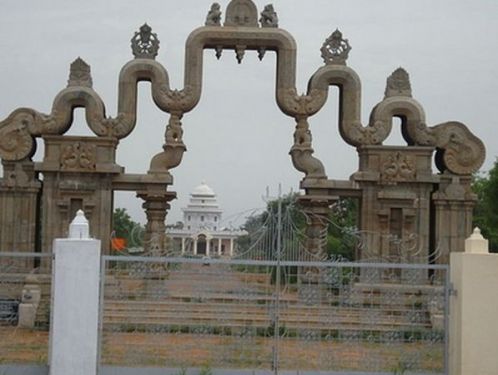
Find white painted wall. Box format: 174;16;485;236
450;229;498;375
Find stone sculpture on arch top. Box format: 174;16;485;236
0;0;485;263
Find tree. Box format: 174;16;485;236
473;160;498;252
238;194;359;260
112;208;143;249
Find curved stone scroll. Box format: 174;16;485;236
367;68;485;174
292;36;485;175
418;121;485;175
0;109;38;161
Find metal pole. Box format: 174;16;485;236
444;266;450;375
273;184;282;374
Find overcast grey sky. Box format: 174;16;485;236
1;0;497;226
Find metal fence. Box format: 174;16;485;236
0;252;52;369
99;256;448;374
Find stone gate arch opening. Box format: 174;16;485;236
382;116;406;146
0;0;485;265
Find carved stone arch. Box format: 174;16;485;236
368;96;427;146
50;86;107;136
184;26;298;114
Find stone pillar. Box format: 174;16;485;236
137;190;175;255
181;237;185;255
433;174;475;264
194;238;198;255
49;210;101;375
218;238;222;256
229;238;234;257
450;228;498;375
206;239;210;256
298;195;333;261
0;160;41;269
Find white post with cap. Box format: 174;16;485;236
49;210;101;375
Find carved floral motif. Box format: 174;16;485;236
159;85;195;112
343;120;391;146
60;142;96;171
321;29;351;65
381;152;416;182
131;23;160;59
281;88;327;116
67;57;92;88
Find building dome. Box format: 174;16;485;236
191;181;215;197
166;180;247;258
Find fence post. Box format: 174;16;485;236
450;227;498;375
49;210;101;375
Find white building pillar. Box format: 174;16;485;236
206;239;210;256
49;210;101;375
229;238;234;257
181;237;185;255
218;238;222;256
193;238;198;255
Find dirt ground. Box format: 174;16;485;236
0;326;443;372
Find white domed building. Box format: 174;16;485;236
166;182;246;257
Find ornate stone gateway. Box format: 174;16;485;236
0;0;485;262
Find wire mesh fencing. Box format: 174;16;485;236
0;252;52;366
99;256;448;374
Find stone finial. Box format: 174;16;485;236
67;57;92;88
205;3;222;26
131;23;160;59
464;227;489;254
259;4;278;28
224;0;258;27
384;67;412;98
69;210;90;239
320;29;351;65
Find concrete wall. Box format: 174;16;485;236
450;229;498;375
